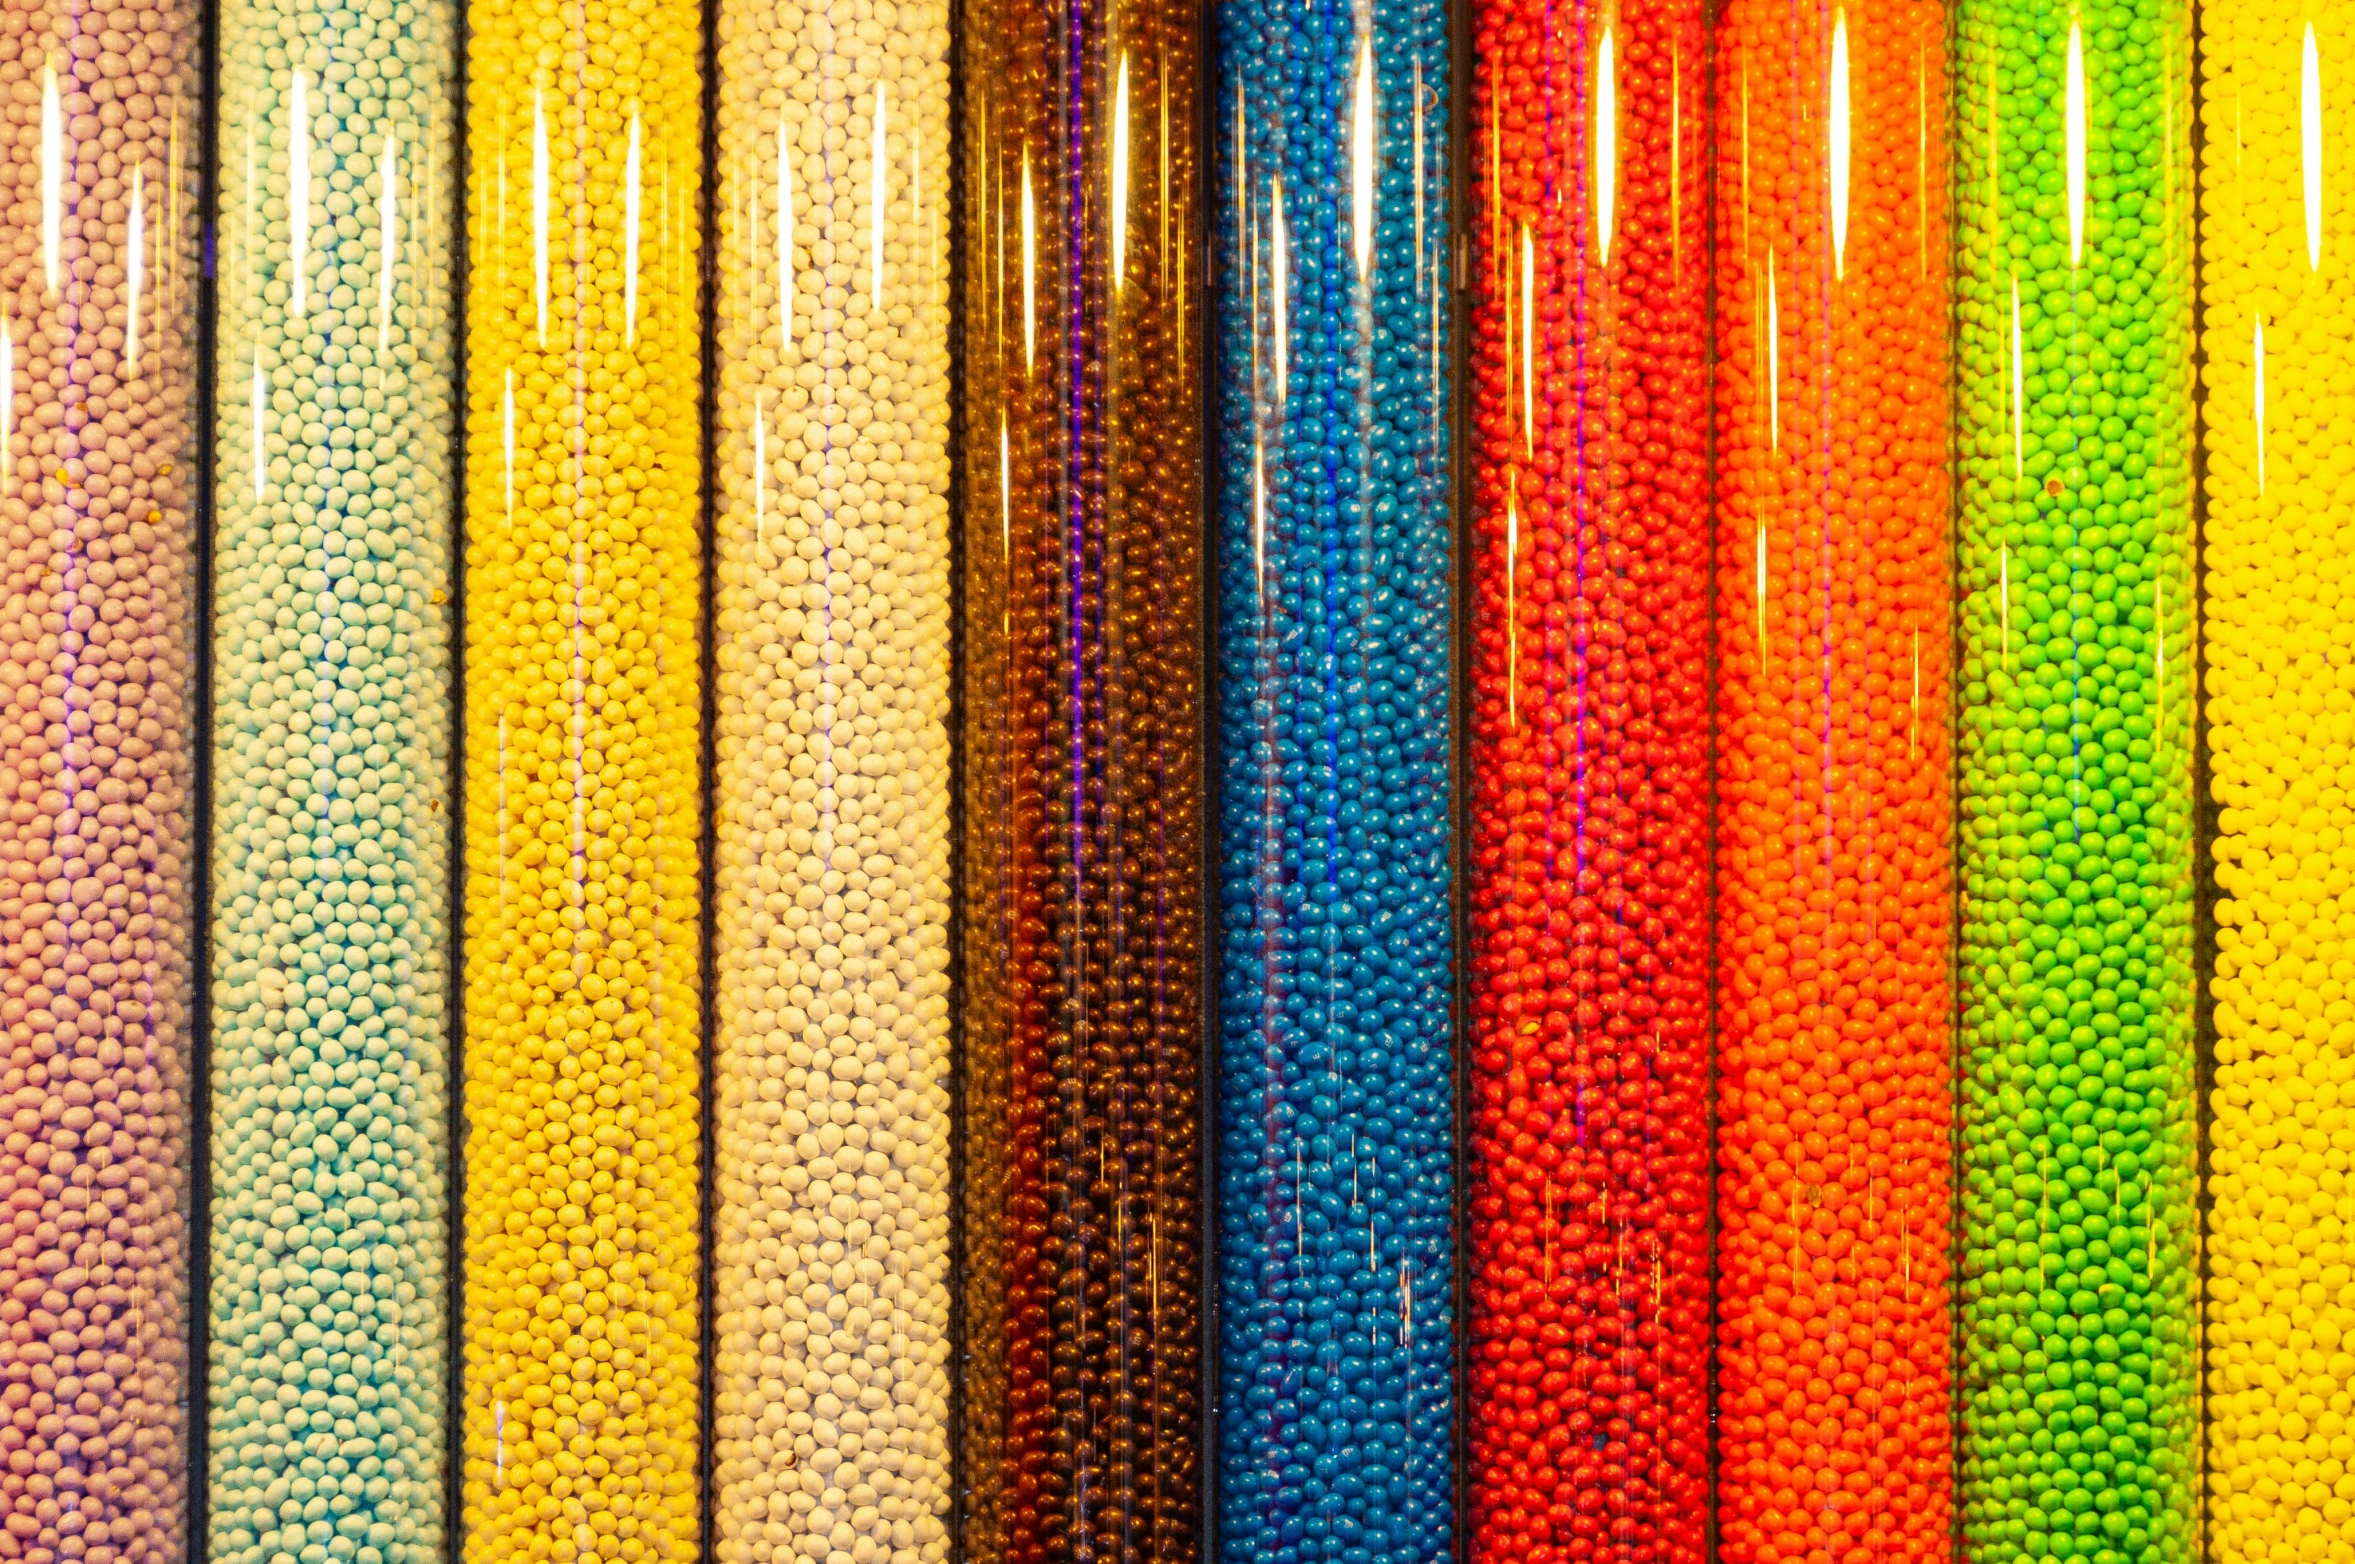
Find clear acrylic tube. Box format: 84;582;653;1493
1711;4;1956;1562
206;0;457;1555
1951;0;2201;1559
1463;0;1712;1559
0;5;200;1560
2197;9;2355;1561
458;0;705;1554
959;0;1206;1554
707;0;954;1558
1211;0;1455;1556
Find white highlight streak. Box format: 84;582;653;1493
532;90;551;343
1112;56;1131;293
1274;179;1289;403
290;72;313;317
1352;38;1376;279
1000;414;1012;561
1022;152;1036;373
2308;22;2325;270
779;121;796;344
1596;28;1618;268
1521;225;1535;456
1830;13;1851;276
2066;20;2086;265
1766;251;1780;449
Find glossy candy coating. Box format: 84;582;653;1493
1711;5;1956;1563
1464;0;1710;1560
1952;0;2201;1560
2199;6;2355;1558
708;0;954;1559
959;0;1205;1554
458;0;705;1554
205;0;456;1555
1212;0;1454;1554
0;0;200;1557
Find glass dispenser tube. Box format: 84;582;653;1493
1212;0;1455;1557
1710;5;1956;1563
458;0;705;1554
206;0;457;1555
708;0;954;1559
959;0;1205;1553
2198;10;2355;1561
1462;0;1711;1560
0;2;200;1560
1951;0;2201;1560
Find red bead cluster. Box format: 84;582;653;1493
1711;3;1957;1563
1464;0;1709;1560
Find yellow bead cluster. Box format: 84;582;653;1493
458;0;705;1555
2202;6;2355;1561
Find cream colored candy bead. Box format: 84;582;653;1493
2201;4;2355;1561
708;0;952;1560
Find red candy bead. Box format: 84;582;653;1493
1465;0;1710;1560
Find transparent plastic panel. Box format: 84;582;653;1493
1463;0;1711;1560
2197;7;2355;1559
1951;0;2201;1557
207;0;457;1554
708;0;954;1559
1711;5;1956;1561
960;0;1205;1553
458;0;705;1553
0;5;200;1560
1211;0;1455;1556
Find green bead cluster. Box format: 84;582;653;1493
1951;1;2202;1563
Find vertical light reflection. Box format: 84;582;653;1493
1112;56;1131;293
1253;439;1267;600
1274;178;1289;402
1596;28;1618;267
872;85;888;309
124;168;143;373
1766;249;1779;448
1521;224;1534;456
625;112;643;344
1021;150;1035;372
1352;38;1375;279
1506;472;1519;728
2066;19;2086;264
378;131;399;351
1830;12;1851;276
1755;522;1768;645
779;121;796;345
41;66;61;294
999;413;1011;562
290;72;313;318
2307;22;2324;270
532;89;551;342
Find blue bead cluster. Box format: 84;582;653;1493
1213;1;1454;1559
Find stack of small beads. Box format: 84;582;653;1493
956;0;1207;1553
1952;1;2202;1562
1212;0;1456;1556
0;0;201;1559
1711;4;1958;1562
458;0;706;1557
1464;2;1712;1561
203;0;457;1558
707;0;955;1559
2199;6;2355;1561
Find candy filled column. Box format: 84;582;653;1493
1711;5;1956;1563
707;0;953;1557
1213;0;1454;1554
1463;0;1710;1558
1952;0;2200;1557
0;0;201;1555
960;0;1205;1552
206;0;457;1551
458;0;705;1552
2198;12;2355;1563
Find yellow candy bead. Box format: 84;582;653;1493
457;0;704;1553
2202;5;2355;1561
